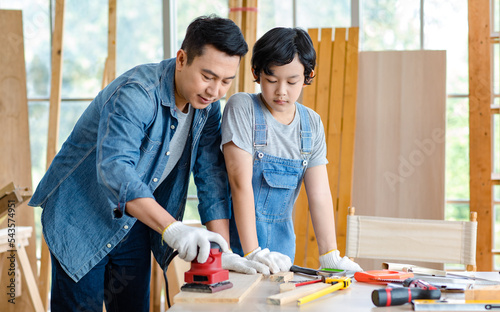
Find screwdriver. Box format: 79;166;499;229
371;287;441;307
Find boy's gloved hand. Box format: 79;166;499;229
221;250;270;275
162;221;228;263
319;249;363;272
245;247;292;274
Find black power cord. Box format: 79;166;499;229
162;250;179;308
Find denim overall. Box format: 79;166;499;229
230;94;312;262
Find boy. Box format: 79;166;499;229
29;16;259;311
221;27;362;273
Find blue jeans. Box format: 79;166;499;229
50;221;151;312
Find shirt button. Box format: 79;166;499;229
153;178;158;182
107;244;112;248
171;125;175;129
166;151;170;156
124;225;129;230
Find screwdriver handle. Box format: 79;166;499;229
371;287;441;307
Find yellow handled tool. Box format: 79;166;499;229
297;276;351;306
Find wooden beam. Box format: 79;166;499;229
239;0;257;93
102;0;117;89
227;0;242;99
468;0;493;271
336;27;359;256
39;0;66;308
0;9;37;312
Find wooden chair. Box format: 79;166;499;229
345;207;478;271
293;27;359;268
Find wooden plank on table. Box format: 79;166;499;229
336;27;359;256
468;0;493;271
267;282;331;305
293;28;319;267
0;9;36;312
173;272;262;303
465;285;500;300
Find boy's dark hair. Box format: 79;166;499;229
181;15;248;65
252;27;316;85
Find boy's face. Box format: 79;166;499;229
257;55;305;121
174;45;240;112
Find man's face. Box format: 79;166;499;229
174;45;240;112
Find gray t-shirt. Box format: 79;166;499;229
159;104;194;185
221;92;327;168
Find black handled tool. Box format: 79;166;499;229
290;265;345;277
371;287;441;307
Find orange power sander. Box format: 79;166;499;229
180;242;233;293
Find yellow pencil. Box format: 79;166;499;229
297;277;351;306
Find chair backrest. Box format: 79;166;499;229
294;27;359;268
345;207;478;271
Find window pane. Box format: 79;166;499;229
58;101;91;145
296;0;350;29
445;97;469;200
424;0;468;94
62;1;108;98
29;101;49;186
117;0;163;73
360;0;420;51
258;0;293;36
175;0;228;50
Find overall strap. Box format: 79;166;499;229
251;94;267;147
296;103;312;155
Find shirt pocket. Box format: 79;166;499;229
137;134;162;178
256;170;299;218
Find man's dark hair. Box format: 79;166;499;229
181;15;248;65
252;27;316;85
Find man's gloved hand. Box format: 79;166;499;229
162;221;228;263
221;250;270;275
245;247;292;274
319;249;363;272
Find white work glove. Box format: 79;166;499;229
221;250;270;275
319;249;363;272
162;221;228;263
245;247;292;274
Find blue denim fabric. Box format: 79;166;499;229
50;221;151;312
29;58;230;282
230;94;312;261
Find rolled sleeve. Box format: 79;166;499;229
96;83;157;218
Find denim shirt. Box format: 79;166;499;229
29;58;230;282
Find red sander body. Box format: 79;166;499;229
180;242;233;293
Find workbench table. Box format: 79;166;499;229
168;272;500;312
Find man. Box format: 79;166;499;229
29;15;259;311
